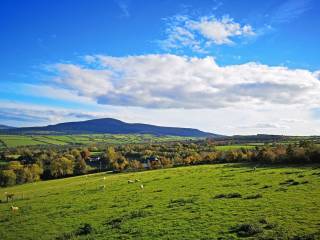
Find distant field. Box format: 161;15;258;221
0;135;45;148
0;163;319;239
0;134;197;148
215;145;256;151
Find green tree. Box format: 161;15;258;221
74;156;87;175
0;170;17;186
101;147;118;169
50;156;74;178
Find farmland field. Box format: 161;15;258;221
215;145;256;151
1;163;320;239
0;134;197;148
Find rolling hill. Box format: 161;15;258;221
0;124;15;130
0;118;219;137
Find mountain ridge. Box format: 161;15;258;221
0;118;220;137
0;124;16;130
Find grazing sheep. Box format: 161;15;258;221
4;192;14;202
140;184;144;189
128;180;134;184
135;179;140;182
11;206;19;212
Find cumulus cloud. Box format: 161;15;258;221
51;54;320;110
160;15;255;52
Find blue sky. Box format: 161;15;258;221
1;0;320;135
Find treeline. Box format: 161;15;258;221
0;148;88;187
0;140;319;187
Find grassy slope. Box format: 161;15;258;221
0;164;320;239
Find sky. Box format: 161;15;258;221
0;0;320;135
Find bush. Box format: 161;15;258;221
0;169;16;186
215;193;242;199
231;223;262;237
76;223;94;235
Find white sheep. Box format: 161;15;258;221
11;206;19;212
128;180;134;184
135;179;140;182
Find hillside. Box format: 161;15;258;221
0;124;15;130
0;164;319;239
1;118;218;137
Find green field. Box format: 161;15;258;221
0;134;197;148
1;164;319;239
215;145;256;151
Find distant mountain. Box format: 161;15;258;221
1;118;220;137
0;124;15;130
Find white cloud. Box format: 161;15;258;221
160;15;255;52
189;16;255;45
2;100;319;136
51;54;320;111
3;54;320;135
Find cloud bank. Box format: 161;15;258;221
52;54;320;110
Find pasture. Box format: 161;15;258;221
215;145;256;151
0;134;197;148
0;164;320;239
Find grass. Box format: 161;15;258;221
0;134;197;148
0;135;44;147
215;145;256;151
0;163;320;239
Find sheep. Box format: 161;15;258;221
140;184;144;189
10;206;19;212
135;179;140;182
4;192;14;202
128;180;134;184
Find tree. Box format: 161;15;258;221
160;157;172;168
130;160;143;170
111;155;129;172
0;170;16;186
29;164;43;181
81;149;91;160
74;156;87;175
50;156;73;178
101;147;118;169
71;149;81;158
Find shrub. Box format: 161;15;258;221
107;217;124;229
231;223;262;237
0;169;16;186
76;223;94;235
214;193;242;199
